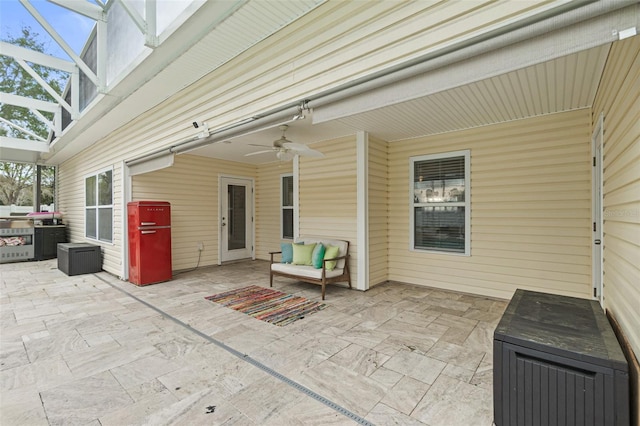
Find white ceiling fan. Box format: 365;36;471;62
245;125;324;161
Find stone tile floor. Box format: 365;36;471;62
1;259;507;425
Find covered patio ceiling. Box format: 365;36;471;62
119;0;638;166
189;42;611;164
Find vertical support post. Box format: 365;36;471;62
96;19;108;91
122;160;131;280
145;0;158;47
54;107;62;135
356;131;369;292
70;66;80;119
293;155;300;240
35;165;42;212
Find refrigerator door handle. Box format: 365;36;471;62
141;230;157;234
141;222;156;226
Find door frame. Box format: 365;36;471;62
218;175;255;264
591;113;604;306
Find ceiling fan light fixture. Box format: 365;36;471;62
276;150;295;161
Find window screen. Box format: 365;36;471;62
411;151;469;254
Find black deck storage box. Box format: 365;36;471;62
494;289;629;426
34;226;67;260
57;243;101;276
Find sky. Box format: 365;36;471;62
0;0;95;59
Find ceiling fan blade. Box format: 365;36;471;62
282;142;306;150
249;143;273;148
298;148;324;158
283;142;324;158
244;149;274;157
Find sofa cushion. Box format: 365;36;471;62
281;242;293;263
292;243;316;265
271;263;345;279
323;245;340;271
311;243;326;269
296;237;348;269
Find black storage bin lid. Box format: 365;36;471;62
494;289;628;371
58;242;98;251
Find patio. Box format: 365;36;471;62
1;259;506;425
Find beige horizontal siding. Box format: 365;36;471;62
592;36;640;359
178;1;555;127
131;155;256;273
368;135;389;287
255;162;293;260
298;136;358;286
56;161;123;275
57;0;561;278
388;109;592;300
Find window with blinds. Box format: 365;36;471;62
410;150;470;255
281;174;294;239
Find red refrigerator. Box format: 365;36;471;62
127;201;172;286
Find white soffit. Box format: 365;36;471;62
312;3;639;126
333;44;611;141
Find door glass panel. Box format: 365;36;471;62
228;185;246;250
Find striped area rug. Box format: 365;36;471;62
205;285;327;326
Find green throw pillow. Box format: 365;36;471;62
292;243;316;265
311;243;326;269
281;243;293;263
323;245;340;271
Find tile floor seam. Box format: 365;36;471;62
37;390;51;425
93;273;375;426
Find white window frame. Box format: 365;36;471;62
281;173;294;240
84;166;114;243
409;150;470;256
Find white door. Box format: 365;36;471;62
592;114;604;305
220;177;253;262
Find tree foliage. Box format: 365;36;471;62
0;162;33;206
1;26;68;140
1;27;66;206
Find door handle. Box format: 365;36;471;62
141;230;157;234
141;222;156;226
